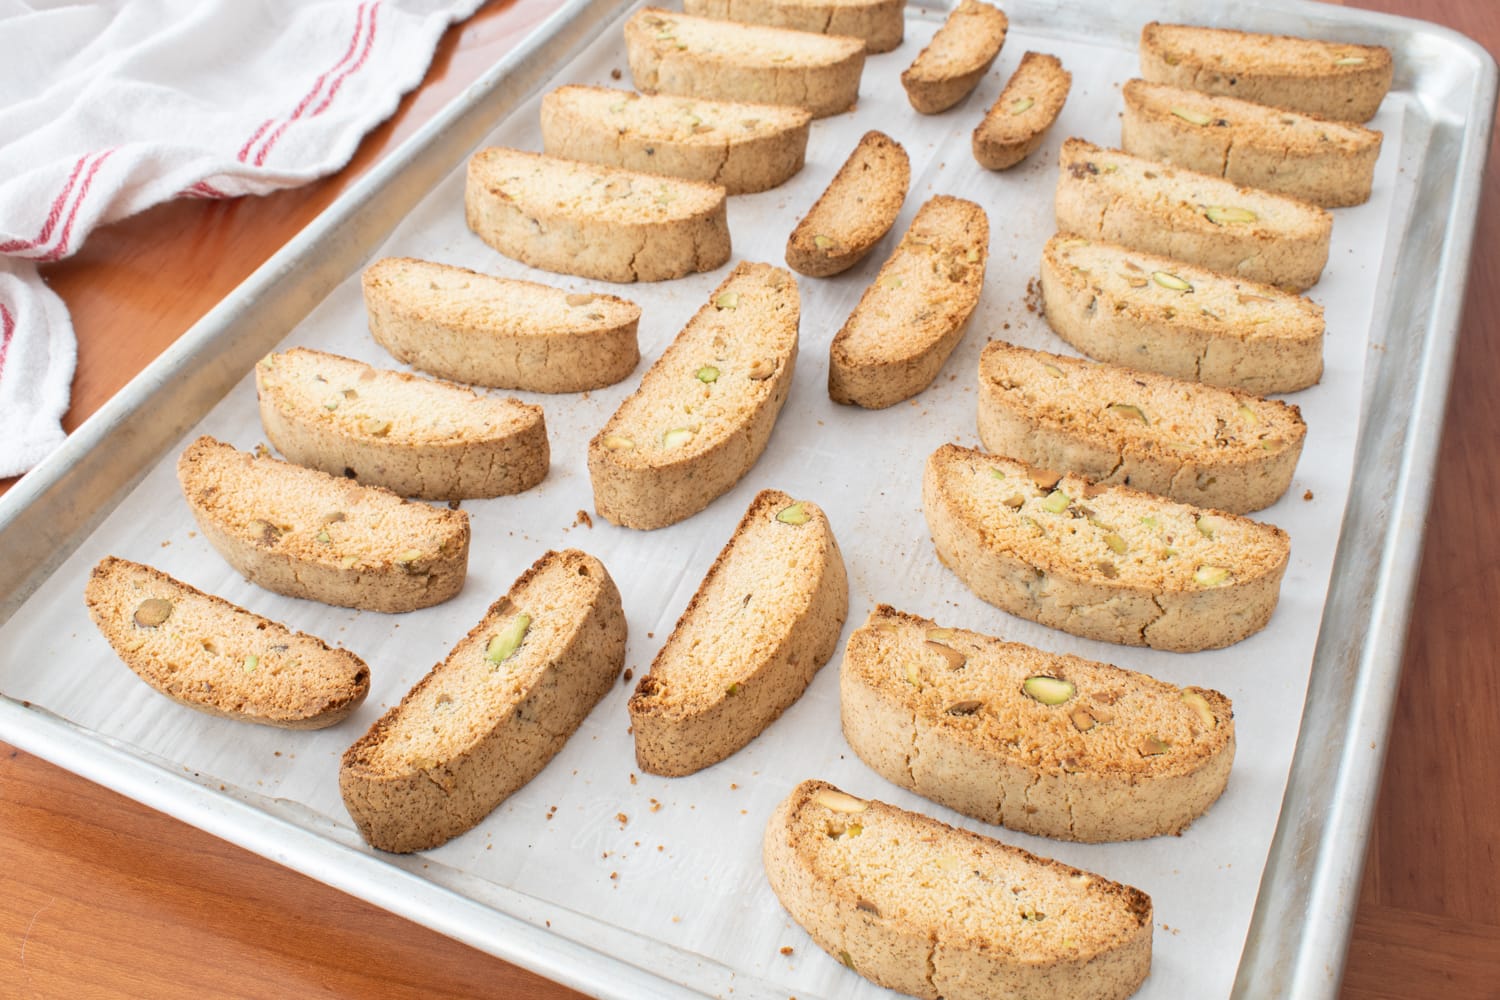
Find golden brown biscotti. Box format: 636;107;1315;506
1055;138;1333;292
255;348;548;501
340;549;625;853
624;8;866;119
539;86;812;195
976;341;1306;514
841;605;1235;841
684;0;903;54
972;51;1072;171
588;263;799;530
1121;79;1383;207
1140;21;1393;123
923;444;1290;651
1039;235;1325;394
785;130;909;278
464;148;730;283
178;436;469;614
828;195;988;409
763;779;1154;1000
628;491;847;776
900;0;1008;114
85;557;370;730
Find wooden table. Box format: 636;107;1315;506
3;1;1495;997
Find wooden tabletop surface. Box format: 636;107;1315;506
3;1;1496;997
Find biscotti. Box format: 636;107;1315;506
900;0;1008;114
1039;235;1325;394
1140;21;1393;123
923;444;1290;651
340;549;625;853
628;491;847;776
972;51;1071;171
828;195;988;409
764;779;1154;1000
588;263;799;530
363;257;640;393
464;147;730;283
1121;79;1383;207
85;557;370;729
624;8;865;119
785;130;909;278
976;340;1306;514
684;0;903;54
841;605;1235;841
255;348;548;501
178;436;469;614
1055;138;1333;292
539;86;812;195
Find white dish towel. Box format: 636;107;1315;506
0;0;490;479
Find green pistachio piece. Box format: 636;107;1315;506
1152;271;1193;292
1194;565;1231;587
1041;490;1071;514
1009;96;1035;114
1204;205;1258;225
695;365;720;383
486;613;532;665
1023;675;1076;705
1169;106;1214;126
776;502;810;525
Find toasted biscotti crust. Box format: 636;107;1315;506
464;147;730;283
841;605;1235;841
85;557;370;729
764;780;1154;1000
828;195;987;408
628;491;847;775
684;0;903;54
976;341;1306;514
973;51;1072;170
786;130;909;278
1055;139;1333;292
923;444;1290;651
340;549;626;853
1140;22;1393;124
901;0;1008;114
178;436;469;613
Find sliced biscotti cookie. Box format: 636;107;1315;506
178;436;469;613
828;195;988;409
625;8;865;119
255;348;547;501
900;0;1008;114
764;779;1154;1000
785;131;909;278
629;491;847;775
340;549;625;853
588;263;799;530
85;557;370;730
539;86;811;196
465;148;730;283
923;444;1290;651
1121;79;1383;207
1141;22;1393;124
841;605;1235;841
684;0;903;54
1039;235;1325;394
976;341;1305;514
972;51;1072;171
1056;138;1333;292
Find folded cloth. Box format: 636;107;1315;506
0;0;489;479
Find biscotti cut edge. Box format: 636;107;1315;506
973;51;1072;171
786;130;910;278
683;0;904;54
900;0;1009;114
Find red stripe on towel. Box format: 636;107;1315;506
0;154;90;253
37;149;116;262
251;2;372;167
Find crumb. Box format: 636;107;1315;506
629;772;637;785
273;751;281;757
1024;276;1043;313
486;844;492;850
672;916;681;923
617;812;629;827
780;946;794;956
1303;489;1314;501
602;851;611;859
188;531;196;537
657;844;664;851
650;798;662;812
546;920;551;928
575;509;593;529
160;540;170;547
624;668;634;683
730;783;738;790
647;632;654;639
610;871;619;880
448;499;462;510
546;805;557;820
1002;321;1010;329
740;809;747;815
611;67;622;80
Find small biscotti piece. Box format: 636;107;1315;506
764;779;1154;1000
1121;79;1383;207
589;263;799;530
785;131;909;278
684;0;903;54
465;147;730;283
178;436;469;613
923;445;1290;651
842;605;1234;841
976;341;1305;513
1056;138;1333;292
630;491;848;776
972;51;1072;170
1141;21;1393;123
85;557;370;729
340;550;625;853
625;8;865;119
900;0;1008;114
255;348;547;501
829;195;988;409
1039;235;1325;394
